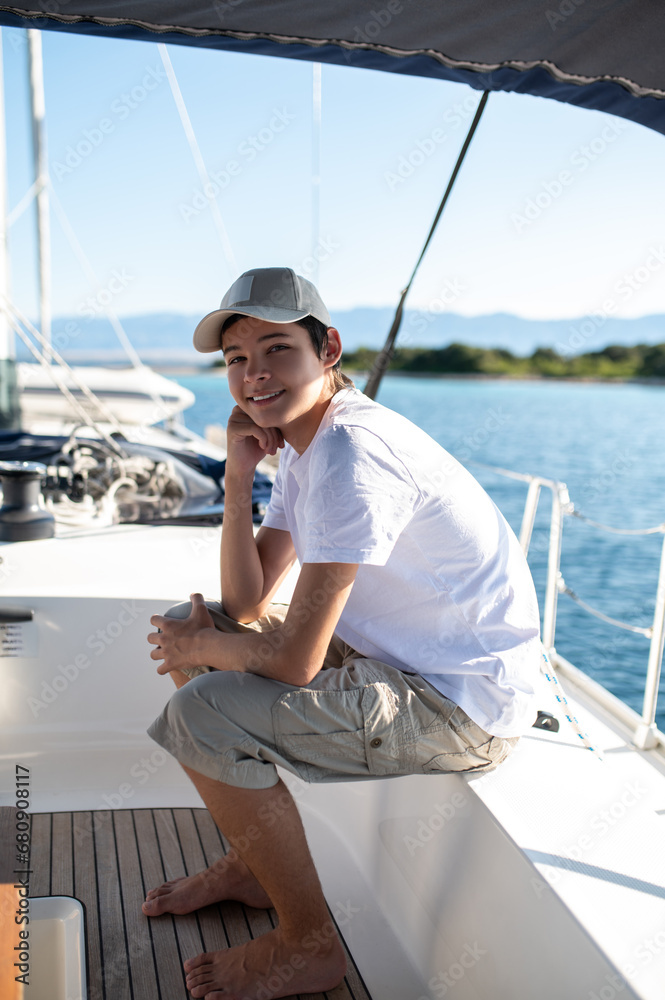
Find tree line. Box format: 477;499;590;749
341;342;665;379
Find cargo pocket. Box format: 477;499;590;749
423;735;499;773
272;682;401;778
421;705;511;773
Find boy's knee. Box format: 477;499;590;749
164;599;224;620
164;601;193;620
166;677;205;729
167;670;241;725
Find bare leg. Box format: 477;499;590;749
179;768;346;999
146;669;346;998
143;669;273;915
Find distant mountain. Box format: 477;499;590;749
331;308;665;357
16;309;665;364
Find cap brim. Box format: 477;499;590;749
193;306;311;353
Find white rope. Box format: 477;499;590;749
541;649;604;760
158;43;238;275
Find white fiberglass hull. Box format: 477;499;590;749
17;363;195;428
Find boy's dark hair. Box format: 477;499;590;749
221;313;353;393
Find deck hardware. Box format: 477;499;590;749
532;710;560;732
0;608;34;622
0;460;55;541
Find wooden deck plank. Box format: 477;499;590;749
133;808;189;999
334;953;373;1000
72;812;103;1000
152;809;205;968
50;811;73;896
93;808;131;1000
28;812;51;897
113;810;160;1000
192;807;276;948
25;808;373;1000
190;808;366;1000
172;809;229;956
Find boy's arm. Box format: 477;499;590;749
220;406;296;622
149;561;358;686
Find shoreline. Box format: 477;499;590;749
35;359;665;385
340;370;665;386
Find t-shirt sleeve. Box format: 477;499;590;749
302;424;420;565
260;459;290;532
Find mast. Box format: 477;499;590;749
27;28;51;352
0;27;19;429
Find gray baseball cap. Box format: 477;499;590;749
193;267;332;353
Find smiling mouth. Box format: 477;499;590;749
247;390;285;403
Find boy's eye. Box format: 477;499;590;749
226;355;243;364
269;344;288;353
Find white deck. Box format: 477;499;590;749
1;522;665;999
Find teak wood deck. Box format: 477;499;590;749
27;807;373;1000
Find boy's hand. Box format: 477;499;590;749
225;405;283;477
148;593;217;675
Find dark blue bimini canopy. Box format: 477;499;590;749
0;1;664;134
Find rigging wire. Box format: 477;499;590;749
311;62;322;288
4;296;128;455
158;42;238;276
364;90;490;400
47;185;174;424
557;577;652;637
569;508;665;536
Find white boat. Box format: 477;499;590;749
1;5;664;1000
17;361;195;430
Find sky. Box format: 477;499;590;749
2;24;665;328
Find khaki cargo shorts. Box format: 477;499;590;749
148;602;518;790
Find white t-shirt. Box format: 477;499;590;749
262;388;541;736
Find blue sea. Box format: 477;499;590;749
172;372;665;732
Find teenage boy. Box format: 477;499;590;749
144;267;542;1000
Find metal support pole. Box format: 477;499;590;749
542;484;569;653
634;529;665;750
519;478;542;556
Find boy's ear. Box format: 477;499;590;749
323;327;343;367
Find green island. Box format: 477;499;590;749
340;342;665;379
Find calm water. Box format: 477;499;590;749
172;372;665;730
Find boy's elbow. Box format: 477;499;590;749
220;596;267;625
270;641;322;686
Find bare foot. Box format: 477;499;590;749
142;852;272;916
184;924;347;999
